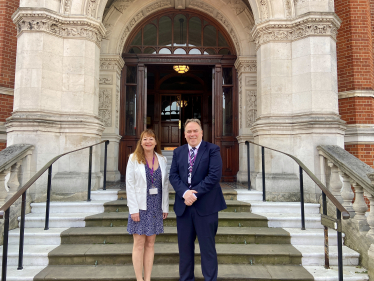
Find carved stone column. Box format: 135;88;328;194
6;161;22;200
327;161;343;203
7;8;106;201
338;170;354;216
251;12;345;202
99;55;124;183
235;57;257;184
0;168;10;205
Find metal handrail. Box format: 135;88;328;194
245;140;349;281
0;140;110;281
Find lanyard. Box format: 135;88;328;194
146;154;155;186
188;148;198;173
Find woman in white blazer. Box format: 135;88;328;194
126;129;169;281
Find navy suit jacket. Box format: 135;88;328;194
169;140;227;216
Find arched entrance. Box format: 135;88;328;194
119;9;239;181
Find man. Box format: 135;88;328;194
169;119;227;281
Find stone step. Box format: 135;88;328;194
285;228;341;246
236;189;264;201
0;245;58;266
30;201;107;214
22;213;96;228
117;188;238;200
60;227;291;245
259;213;323;229
47;243;302;266
104;199;251;213
84;212;268;228
0;266;47;281
34;264;314;281
303;266;369;281
249;202;320;215
8;228;67;245
91;189;120;201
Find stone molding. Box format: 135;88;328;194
99;89;112;127
338;90;374;99
0;87;14;96
251;113;346;136
12;8;106;47
100;55;125;75
246;90;257;128
252;12;341;49
234;58;257;74
5;111;104;136
236;135;254;144
344;124;374;145
0;122;6;142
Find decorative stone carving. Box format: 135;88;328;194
64;0;72;14
13;9;105;46
252;14;340;48
100;57;125;75
175;0;186;9
285;0;292;19
99;89;112;127
99;75;113;85
104;23;114;39
189;0;215;15
351;182;370;231
239;79;242;129
245;77;257;87
87;0;98;18
116;75;120;128
236;60;257;74
228;0;246;15
118;10;146;53
259;0;269;20
246;90;257;127
146;0;172;13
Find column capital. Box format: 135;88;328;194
12;7;106;47
234;57;257;75
100;55;125;75
252;12;341;49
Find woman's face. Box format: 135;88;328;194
141;134;157;153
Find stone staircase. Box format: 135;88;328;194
0;187;369;280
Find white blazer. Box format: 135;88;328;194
126;152;169;214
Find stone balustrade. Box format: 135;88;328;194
317;145;374;236
0;144;34;206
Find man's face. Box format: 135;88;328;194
185;122;203;147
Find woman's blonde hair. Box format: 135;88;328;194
132;129;162;164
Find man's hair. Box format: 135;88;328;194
184;119;202;131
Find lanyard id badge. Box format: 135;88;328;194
146;154;158;195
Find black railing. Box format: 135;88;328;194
0;140;109;281
245;141;349;281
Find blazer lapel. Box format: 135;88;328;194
191;141;207;179
139;161;147;183
180;145;189;184
155;153;165;183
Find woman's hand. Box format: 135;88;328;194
131;213;140;222
163;213;168;219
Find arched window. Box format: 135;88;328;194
124;10;234;55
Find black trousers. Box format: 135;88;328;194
176;204;219;281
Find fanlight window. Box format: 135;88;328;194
126;12;233;55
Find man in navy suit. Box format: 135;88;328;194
169;119;227;281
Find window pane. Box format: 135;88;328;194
144;47;156;54
204;48;215;55
174;14;187;46
218;31;229;47
159;48;172;54
189;48;201;55
128;47;141;54
159;16;172;46
222;87;233;136
203;25;216;46
144;24;157;45
126;85;137;136
189;17;201;47
218;49;231;55
170;96;180;121
126;66;137;83
222;68;232;85
131;31;141;45
174;48;187;54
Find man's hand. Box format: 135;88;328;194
131;213;140;222
183;190;197;206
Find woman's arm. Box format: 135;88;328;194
126;155;139;214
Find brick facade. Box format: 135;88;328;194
339;97;374;125
0;93;13;122
0;0;19;89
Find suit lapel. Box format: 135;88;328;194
191;141;207;179
180;145;189;183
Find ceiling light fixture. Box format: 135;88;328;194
173;65;189;74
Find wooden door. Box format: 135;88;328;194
160;94;181;148
212;65;239;182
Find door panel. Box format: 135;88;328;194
160;94;181;148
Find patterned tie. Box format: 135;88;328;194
188;147;196;188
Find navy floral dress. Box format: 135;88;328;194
127;165;164;236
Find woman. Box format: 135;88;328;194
126;129;169;281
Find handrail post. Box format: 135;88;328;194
323;192;330;269
87;146;93;201
45;165;52;230
2;208;10;281
261;146;266;201
17;191;26;270
245;141;251;190
103;141;109;191
337;208;343;281
299;166;305;230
